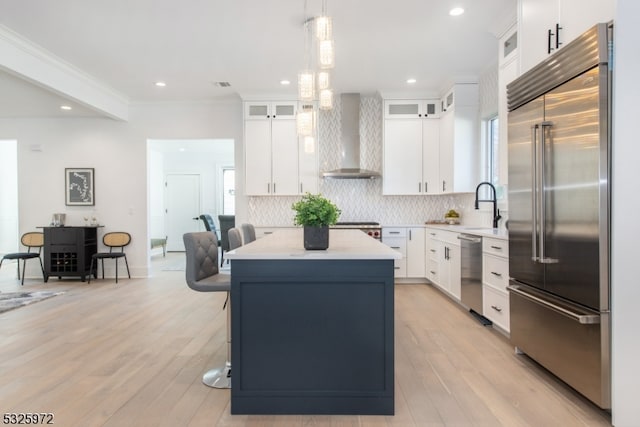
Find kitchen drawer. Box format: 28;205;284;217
426;260;439;284
426;242;439;261
382;227;406;238
483;285;510;332
393;258;407;278
483;254;509;292
426;228;460;246
483;237;508;258
383;236;406;257
254;227;295;238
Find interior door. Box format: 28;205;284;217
165;174;201;252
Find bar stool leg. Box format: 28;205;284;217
202;293;231;389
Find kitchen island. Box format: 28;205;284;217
226;229;400;415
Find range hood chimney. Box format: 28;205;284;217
322;93;381;179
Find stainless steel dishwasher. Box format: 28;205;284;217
458;233;489;324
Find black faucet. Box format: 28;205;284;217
474;182;502;228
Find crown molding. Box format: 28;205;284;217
0;24;129;120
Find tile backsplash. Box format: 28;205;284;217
248;94;504;228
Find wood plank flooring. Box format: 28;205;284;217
0;254;611;426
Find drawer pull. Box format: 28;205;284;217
491;271;503;277
429;232;436;236
389;231;400;234
490;245;503;250
430;270;436;275
491;305;502;312
394;266;400;270
391;246;401;249
430;249;436;253
264;231;273;235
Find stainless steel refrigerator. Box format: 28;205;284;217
507;22;612;409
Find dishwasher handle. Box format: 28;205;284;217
457;234;482;243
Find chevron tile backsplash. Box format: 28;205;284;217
248;94;487;227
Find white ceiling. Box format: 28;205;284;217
0;0;516;119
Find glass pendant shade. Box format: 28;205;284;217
318;39;335;69
315;16;332;41
298;71;315;101
317;71;330;90
303;136;315;154
319;89;333;110
297;109;314;137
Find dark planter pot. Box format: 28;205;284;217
303;226;329;250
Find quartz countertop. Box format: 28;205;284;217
424;224;509;240
226;228;402;260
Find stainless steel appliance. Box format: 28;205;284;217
458;233;485;319
331;222;381;240
507;22;612;409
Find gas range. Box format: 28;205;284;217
331;222;382;240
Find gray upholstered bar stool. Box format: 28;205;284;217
183;231;231;389
228;227;243;251
240;223;256;244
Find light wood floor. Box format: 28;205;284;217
0;253;611;426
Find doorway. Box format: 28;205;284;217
147;138;235;255
0;140;18;254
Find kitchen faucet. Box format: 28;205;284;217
474;182;502;228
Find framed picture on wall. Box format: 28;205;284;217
65;168;95;206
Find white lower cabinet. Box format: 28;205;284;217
426;228;461;300
482;237;510;332
382;227;425;279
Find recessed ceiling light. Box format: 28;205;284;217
280;80;291;86
155;81;166;87
60;105;72;110
449;7;465;16
407;78;417;84
179;148;185;152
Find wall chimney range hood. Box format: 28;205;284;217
322;93;381;179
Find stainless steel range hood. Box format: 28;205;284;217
322;93;381;179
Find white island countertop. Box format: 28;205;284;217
226;228;402;260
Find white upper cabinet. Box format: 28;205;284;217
244;101;317;196
244;101;297;120
384;99;440;119
518;0;614;73
383;119;424;195
437;83;479;194
498;24;519;186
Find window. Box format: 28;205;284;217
484;115;500;186
222;168;235;215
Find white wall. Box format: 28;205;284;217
0;99;243;277
612;0;639;424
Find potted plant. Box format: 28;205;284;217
292;193;341;250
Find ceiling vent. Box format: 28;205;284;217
213;81;231;87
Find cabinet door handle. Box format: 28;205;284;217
300;183;303;193
409;230;412;240
555;23;563;49
267;183;270;193
491;245;502;250
491;271;503;278
424;182;428;193
418;182;421;193
491;305;502;313
442;180;446;192
547;28;554;54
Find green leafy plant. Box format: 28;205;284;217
292;193;341;227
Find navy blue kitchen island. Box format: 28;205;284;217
227;229;400;415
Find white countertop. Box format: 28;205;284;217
424;224;509;240
226;229;402;260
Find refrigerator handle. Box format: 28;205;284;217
531;124;539;262
539;121;559;264
507;284;600;324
